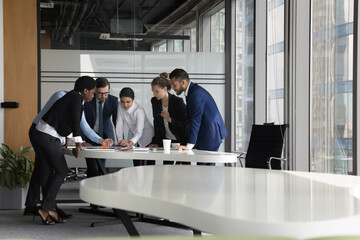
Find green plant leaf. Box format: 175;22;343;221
0;144;33;189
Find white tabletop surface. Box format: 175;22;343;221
80;165;360;239
64;148;237;163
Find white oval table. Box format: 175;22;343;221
64;147;238;164
80;165;360;238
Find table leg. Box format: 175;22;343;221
90;209;140;236
114;209;140;236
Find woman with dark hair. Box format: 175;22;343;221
149;74;188;164
34;76;96;225
115;87;154;165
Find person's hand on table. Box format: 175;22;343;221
148;144;159;148
72;142;83;158
117;140;133;147
82;142;92;147
99;138;113;147
175;145;189;150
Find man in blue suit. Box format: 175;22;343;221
83;77;118;178
169;68;228;152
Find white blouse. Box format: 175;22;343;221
162;106;176;141
116;101;154;147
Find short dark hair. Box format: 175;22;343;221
151;76;171;92
169;68;189;82
96;77;110;89
119;87;135;99
74;76;96;92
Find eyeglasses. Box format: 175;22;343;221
97;92;110;96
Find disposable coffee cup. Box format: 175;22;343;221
163;139;171;153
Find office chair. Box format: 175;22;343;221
241;123;287;170
64;167;87;181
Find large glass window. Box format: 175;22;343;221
311;0;354;174
267;0;285;124
158;42;167;52
190;26;197;52
211;8;225;52
174;40;184;52
235;0;254;151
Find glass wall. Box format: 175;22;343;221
190;26;197;52
211;8;225;52
311;0;354;174
267;0;285;124
235;0;254;151
39;0;228;154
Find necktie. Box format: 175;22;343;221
98;101;104;137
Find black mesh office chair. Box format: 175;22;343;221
241;123;287;170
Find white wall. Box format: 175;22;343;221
0;0;4;143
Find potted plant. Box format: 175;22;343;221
0;143;33;209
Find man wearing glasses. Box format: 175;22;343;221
83;77;118;181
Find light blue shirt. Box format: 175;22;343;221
33;91;101;145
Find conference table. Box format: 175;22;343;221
80;165;360;239
64;147;238;166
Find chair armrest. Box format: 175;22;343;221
267;157;287;170
231;151;247;167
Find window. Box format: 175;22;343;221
190;26;197;52
310;0;354;174
211;8;225;52
235;0;254;151
158;42;167;52
174;40;184;52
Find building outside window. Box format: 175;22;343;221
211;8;225;52
190;26;197;52
235;0;254;151
174;40;184;52
311;0;354;174
158;42;167;52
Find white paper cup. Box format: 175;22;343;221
163;139;171;153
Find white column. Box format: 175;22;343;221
288;0;310;171
254;0;267;124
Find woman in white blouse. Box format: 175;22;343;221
116;87;154;165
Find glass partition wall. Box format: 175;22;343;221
311;0;354;174
235;0;254;151
40;0;231;152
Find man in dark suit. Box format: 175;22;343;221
169;68;228;152
83;77;118;178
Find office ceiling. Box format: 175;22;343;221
40;0;219;50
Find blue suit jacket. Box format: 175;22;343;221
82;94;118;144
187;82;228;151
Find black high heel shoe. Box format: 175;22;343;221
37;209;55;225
48;209;67;223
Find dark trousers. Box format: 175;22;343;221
86;158;106;177
133;160;155;166
25;123;41;207
33;130;68;210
